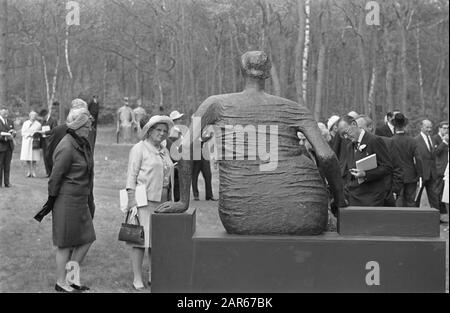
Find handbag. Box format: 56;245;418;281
32;137;41;149
118;210;145;245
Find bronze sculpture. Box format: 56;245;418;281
156;51;344;235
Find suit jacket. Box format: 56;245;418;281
343;131;393;206
88;100;100;129
415;133;438;181
330;134;350;177
392;133;423;184
375;124;394;138
42;116;58;132
47;124;69;167
381;136;404;194
0;117;15;152
433;134;449;176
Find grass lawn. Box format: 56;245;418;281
0;126;448;293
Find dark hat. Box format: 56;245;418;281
392;113;408;128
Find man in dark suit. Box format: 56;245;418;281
337;115;393;207
375;110;400;138
415;120;441;217
87;95;100;150
38;109;58;177
328;115;348;178
357;115;403;207
433;121;449;220
391;114;423;207
0;107;16;188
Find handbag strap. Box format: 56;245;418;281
125;210;141;225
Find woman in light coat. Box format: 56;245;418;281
125;115;174;290
20;111;42;177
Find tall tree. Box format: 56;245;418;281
0;0;7;106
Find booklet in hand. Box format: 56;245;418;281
119;185;148;213
355;154;377;184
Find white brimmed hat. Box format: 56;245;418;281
348;111;359;119
140;115;174;140
327;115;340;131
169;110;184;121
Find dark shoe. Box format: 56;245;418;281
55;284;80;293
194;196;200;201
206;197;218;201
440;215;449;224
71;284;90;291
4;184;11;188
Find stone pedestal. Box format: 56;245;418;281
151;207;446;293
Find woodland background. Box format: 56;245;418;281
0;0;448;130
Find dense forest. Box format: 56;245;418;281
0;0;448;129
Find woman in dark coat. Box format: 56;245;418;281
46;107;96;292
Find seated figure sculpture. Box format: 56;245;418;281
156;51;345;235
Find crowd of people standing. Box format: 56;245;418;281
312;110;449;224
2;95;448;293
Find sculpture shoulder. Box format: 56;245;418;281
201;93;242;106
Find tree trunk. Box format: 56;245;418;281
414;28;425;115
41;56;50;112
0;0;7;107
384;24;395;113
121;56;126;96
102;57;108;104
295;0;306;106
25;48;32;111
65;24;74;105
279;38;287;97
357;36;369;115
368;30;379;120
229;25;237;93
399;24;408;114
302;0;310;106
135;50;140;100
314;6;326;121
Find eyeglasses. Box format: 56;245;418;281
340;127;352;139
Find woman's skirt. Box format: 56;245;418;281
127;188;169;249
52;194;96;248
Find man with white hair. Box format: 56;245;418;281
415;119;442;221
166;110;186;202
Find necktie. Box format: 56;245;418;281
427;136;433;152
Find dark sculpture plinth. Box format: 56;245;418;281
151;207;446;293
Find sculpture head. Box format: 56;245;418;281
240;51;271;80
